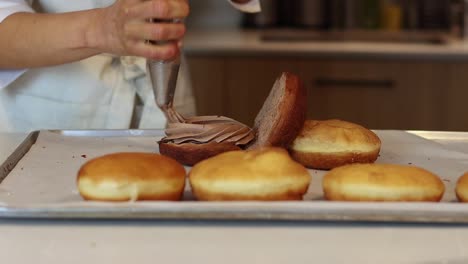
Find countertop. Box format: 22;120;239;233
184;30;468;61
0;131;467;264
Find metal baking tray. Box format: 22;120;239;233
0;129;467;223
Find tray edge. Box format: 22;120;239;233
0;130;39;184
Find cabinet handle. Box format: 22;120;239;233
315;78;394;88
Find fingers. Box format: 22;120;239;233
125;22;185;42
129;40;180;60
123;21;185;60
98;0;187;60
126;0;189;20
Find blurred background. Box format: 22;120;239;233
183;0;468;132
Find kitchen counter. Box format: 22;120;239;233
0;131;467;264
184;30;468;61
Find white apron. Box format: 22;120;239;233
0;0;196;132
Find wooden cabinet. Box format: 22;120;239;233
186;57;226;116
444;63;468;131
298;60;448;131
187;55;468;131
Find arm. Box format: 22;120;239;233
0;0;189;69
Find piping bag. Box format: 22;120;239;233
146;19;185;123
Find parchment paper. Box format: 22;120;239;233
0;130;467;221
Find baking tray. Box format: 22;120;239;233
0;129;467;223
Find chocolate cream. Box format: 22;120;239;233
161;114;255;146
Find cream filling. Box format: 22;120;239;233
292;140;377;153
193;177;310;198
162;115;255;146
78;179;171;201
327;183;441;201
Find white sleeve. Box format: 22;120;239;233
0;0;33;89
228;0;261;13
0;69;27;89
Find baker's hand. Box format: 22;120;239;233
92;0;189;60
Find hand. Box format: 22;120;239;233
91;0;189;60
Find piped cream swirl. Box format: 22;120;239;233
161;115;255;146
